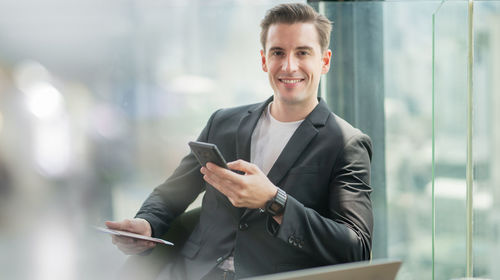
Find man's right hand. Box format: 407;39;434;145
105;218;156;255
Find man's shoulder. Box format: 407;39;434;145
325;113;370;142
212;101;264;120
327;113;356;131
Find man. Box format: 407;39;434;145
107;3;373;280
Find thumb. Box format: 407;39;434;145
105;220;122;230
105;219;134;231
227;159;257;174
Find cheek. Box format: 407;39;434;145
268;64;281;76
268;58;285;71
310;64;324;78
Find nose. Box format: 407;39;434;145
282;54;298;72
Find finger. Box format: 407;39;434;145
227;160;258;174
206;162;242;184
203;165;235;186
117;241;138;251
117;239;148;250
203;172;234;194
203;166;227;183
115;239;146;250
113;236;136;245
135;239;155;248
200;166;208;175
203;172;241;202
105;220;123;230
106;219;135;232
119;241;156;254
120;219;136;232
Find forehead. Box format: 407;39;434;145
265;22;321;50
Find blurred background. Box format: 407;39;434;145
0;0;499;279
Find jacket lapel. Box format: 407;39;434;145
232;97;272;217
236;97;273;161
267;98;331;186
266;122;318;186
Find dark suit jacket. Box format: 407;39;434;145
136;97;373;280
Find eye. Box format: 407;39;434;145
271;50;285;56
298;50;309;56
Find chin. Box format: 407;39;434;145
276;91;308;105
278;96;305;106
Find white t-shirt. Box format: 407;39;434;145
251;102;304;175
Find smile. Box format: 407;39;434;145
279;79;304;84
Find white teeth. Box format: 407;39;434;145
281;79;301;84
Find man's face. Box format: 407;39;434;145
261;23;331;106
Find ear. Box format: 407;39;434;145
261;49;268;72
321;49;332;74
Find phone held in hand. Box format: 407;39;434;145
188;141;228;169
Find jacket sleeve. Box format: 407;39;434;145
135;110;220;238
269;133;373;264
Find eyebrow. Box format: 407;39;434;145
268;47;284;52
268;46;315;52
296;46;314;51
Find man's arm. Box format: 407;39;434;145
202;133;373;264
273;134;373;263
108;110;221;254
134;110;222;238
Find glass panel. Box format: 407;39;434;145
384;2;439;279
473;1;500;279
321;1;442;279
385;2;443;278
433;1;469;279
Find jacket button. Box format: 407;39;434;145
298;241;304;249
216;257;223;263
288;236;294;244
239;223;249;230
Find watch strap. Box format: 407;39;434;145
265;188;287;216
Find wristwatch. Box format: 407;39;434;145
265;188;287;216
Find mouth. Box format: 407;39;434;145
278;78;305;87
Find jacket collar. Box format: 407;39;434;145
237;96;330;164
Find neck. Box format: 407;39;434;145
270;97;318;122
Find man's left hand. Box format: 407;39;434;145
200;159;277;209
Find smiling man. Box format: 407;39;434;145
107;3;373;280
261;22;331;122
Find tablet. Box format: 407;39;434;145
95;226;174;246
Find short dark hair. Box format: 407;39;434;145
260;3;332;52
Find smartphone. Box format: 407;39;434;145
188;141;228;169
